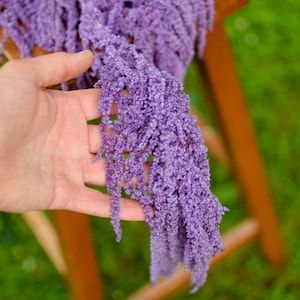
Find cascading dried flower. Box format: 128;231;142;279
83;0;214;80
0;0;226;292
0;0;214;80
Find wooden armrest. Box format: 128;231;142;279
214;0;248;24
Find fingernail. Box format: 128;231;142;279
77;49;93;56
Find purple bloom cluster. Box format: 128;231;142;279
0;0;214;80
86;0;214;80
0;0;226;292
0;0;80;55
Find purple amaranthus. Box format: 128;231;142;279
0;0;214;80
0;0;226;292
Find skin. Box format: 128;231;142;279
0;50;146;220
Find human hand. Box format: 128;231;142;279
0;51;145;220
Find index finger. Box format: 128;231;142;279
27;50;94;87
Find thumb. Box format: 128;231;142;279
26;50;94;88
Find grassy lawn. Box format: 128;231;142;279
1;1;300;299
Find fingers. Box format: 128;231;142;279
88;124;102;154
85;155;150;188
28;50;94;87
70;88;101;120
84;155;106;186
65;88;102;154
67;186;147;221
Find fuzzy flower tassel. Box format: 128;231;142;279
79;2;226;291
0;0;226;292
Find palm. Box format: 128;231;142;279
40;88;104;211
0;51;145;221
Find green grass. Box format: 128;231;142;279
1;1;300;299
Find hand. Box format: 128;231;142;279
0;51;145;220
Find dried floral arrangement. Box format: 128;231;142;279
0;0;226;292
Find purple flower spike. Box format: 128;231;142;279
0;0;226;292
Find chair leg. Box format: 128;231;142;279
52;211;104;300
21;211;67;275
198;22;285;266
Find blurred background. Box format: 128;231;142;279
0;1;299;299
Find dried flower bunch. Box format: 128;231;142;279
0;0;226;291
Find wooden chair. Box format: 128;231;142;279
1;0;285;299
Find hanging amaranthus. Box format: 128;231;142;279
0;0;226;292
